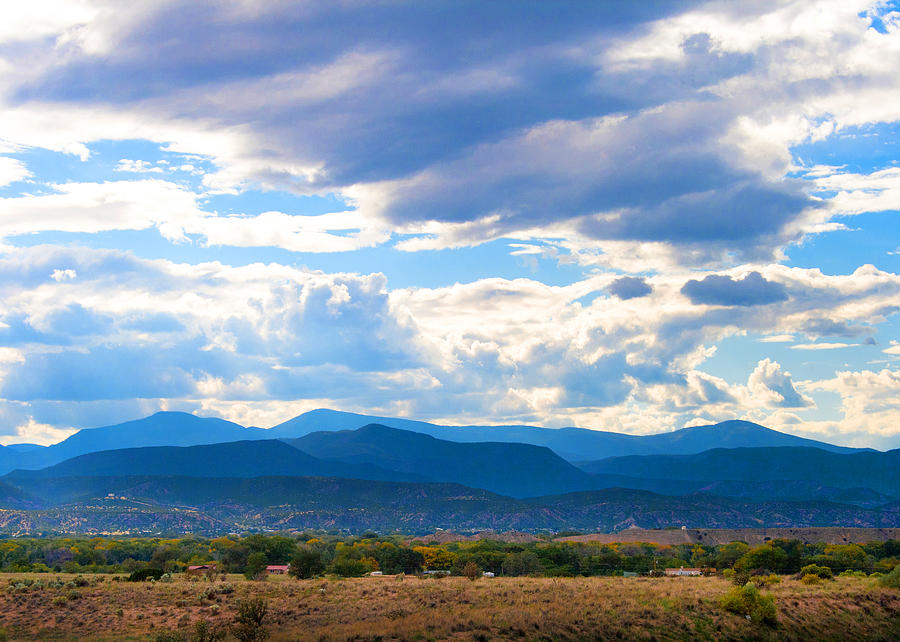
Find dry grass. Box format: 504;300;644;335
0;573;897;641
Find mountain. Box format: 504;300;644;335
580;447;900;498
270;409;863;461
0;412;268;475
2;443;45;453
4;439;421;483
288;424;596;498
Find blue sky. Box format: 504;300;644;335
1;1;899;448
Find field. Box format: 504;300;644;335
0;572;897;641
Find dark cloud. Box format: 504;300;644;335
802;318;871;338
680;271;789;306
5;1;821;262
608;276;652;299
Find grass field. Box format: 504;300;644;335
0;572;897;641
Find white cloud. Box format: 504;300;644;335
758;334;794;343
0;179;203;240
50;268;76;281
0;417;77;446
790;342;853;350
747;358;812;408
115;158;164;173
804;368;900;438
0;157;31;187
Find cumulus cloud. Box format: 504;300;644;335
747;358;811;408
681;271;788;306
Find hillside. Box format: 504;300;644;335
580;447;900;497
1;474;898;534
289;423;595;497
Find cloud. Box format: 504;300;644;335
747;358;811;408
681;271;788;306
804;368;900;441
0;0;894;266
790;343;852;350
883;341;900;355
0;157;31;186
608;276;652;300
0;179;203;240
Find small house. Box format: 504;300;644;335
186;563;217;576
665;566;702;577
266;565;290;575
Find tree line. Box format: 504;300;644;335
1;533;898;578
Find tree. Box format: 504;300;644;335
501;551;542;576
289;549;325;579
463;561;480;581
244;552;268;581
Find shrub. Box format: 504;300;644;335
878;564;900;589
719;583;777;626
128;568;165;582
192;619;226;642
799;564;832;580
801;574;821;585
731;570;752;587
52;595;67;606
232;597;269;642
463;561;481;582
838;570;867;578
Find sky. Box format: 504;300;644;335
1;1;899;449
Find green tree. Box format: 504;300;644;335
288;549;325;579
244;552;268;581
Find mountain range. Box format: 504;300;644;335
0;409;896;534
0;409;865;475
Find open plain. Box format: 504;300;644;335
0;572;897;641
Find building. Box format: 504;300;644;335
186;563;217;576
266;565;290;575
665;566;702;576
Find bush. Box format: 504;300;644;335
799;564;832;580
751;574;780;586
719;583;777;626
192;619;226;642
878;564;900;589
801;574;821;585
731;570;752;587
232;597;269;642
128;568;165;582
838;570;868;578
